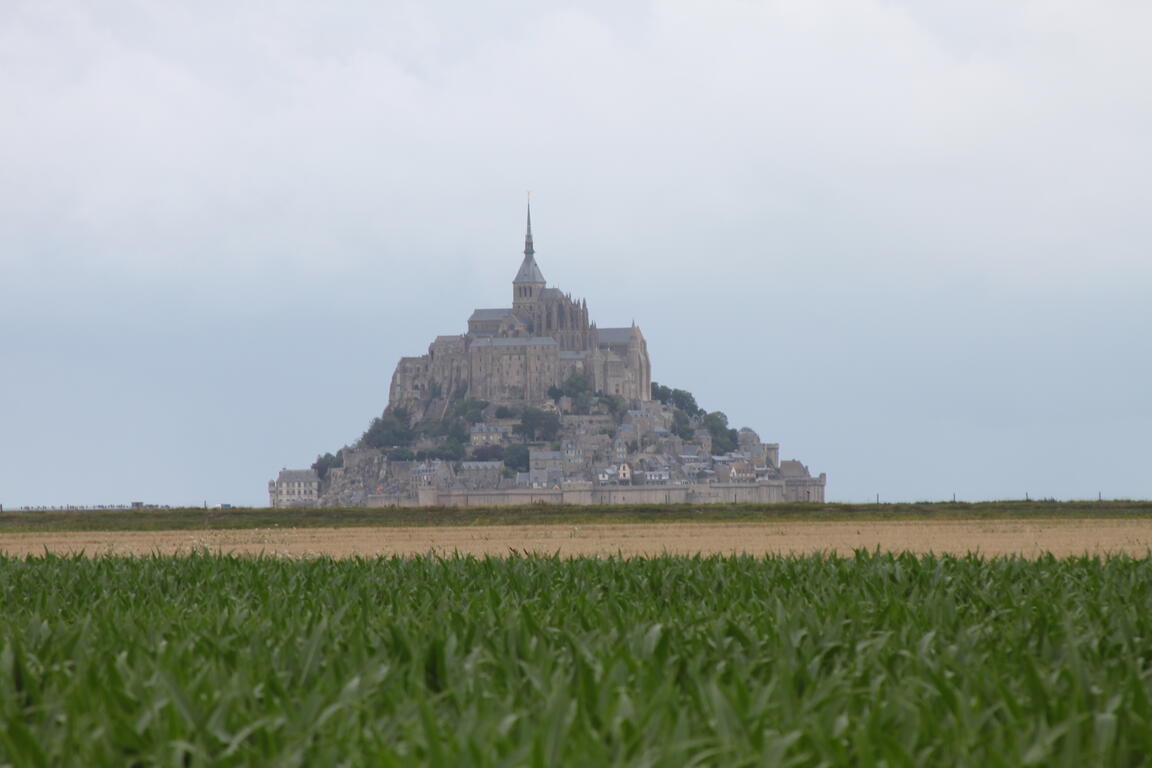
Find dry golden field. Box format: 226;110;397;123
3;518;1151;558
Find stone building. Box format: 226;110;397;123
456;461;505;489
389;205;652;417
268;469;319;507
779;460;827;502
469;424;508;446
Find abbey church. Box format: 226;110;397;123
389;206;652;416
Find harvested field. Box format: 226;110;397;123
2;518;1151;557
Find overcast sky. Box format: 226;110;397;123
2;0;1149;507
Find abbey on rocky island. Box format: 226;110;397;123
388;205;651;420
269;205;826;508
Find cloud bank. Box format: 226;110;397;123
1;0;1149;505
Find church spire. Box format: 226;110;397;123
513;199;545;302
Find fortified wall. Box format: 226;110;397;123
411;479;825;507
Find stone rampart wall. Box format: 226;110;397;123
405;482;792;508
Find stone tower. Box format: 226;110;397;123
512;202;545;311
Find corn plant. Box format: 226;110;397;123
1;552;1150;766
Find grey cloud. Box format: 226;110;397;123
1;0;1149;505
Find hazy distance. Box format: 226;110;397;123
1;1;1149;506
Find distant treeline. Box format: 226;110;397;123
2;500;1150;533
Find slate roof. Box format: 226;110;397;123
277;469;318;483
779;460;811;478
514;254;546;284
471;337;558;348
469;308;515;322
597;327;634;344
530;450;564;460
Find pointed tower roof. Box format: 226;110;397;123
514;200;546;284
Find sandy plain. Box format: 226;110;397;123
2;519;1152;558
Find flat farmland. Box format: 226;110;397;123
3;518;1152;557
4;552;1152;764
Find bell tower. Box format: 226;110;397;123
512;201;545;311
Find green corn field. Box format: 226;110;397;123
2;552;1151;766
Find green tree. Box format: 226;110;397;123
572;390;594;415
431;442;466;461
704;411;739;454
446;419;470;444
597;394;626;418
448;398;489;425
471;445;505;462
363;409;414;449
504;444;530;472
652;382;704;416
311;452;343;480
561;372;591;398
671;389;703;417
387;447;415;461
516;408;561;442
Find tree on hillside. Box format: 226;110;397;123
363;408;414;449
572;390;594;415
504;444;530;472
311;452;343;480
446;419;470;445
429;441;465;461
562;372;591;398
514;408;561;442
472;445;505;462
597;394;626;418
671;389;704;417
447;398;489;425
550;372;592;403
671;409;694;441
651;382;704;417
704;411;739;454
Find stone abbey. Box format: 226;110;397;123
269;205;826;507
388;205;652;418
